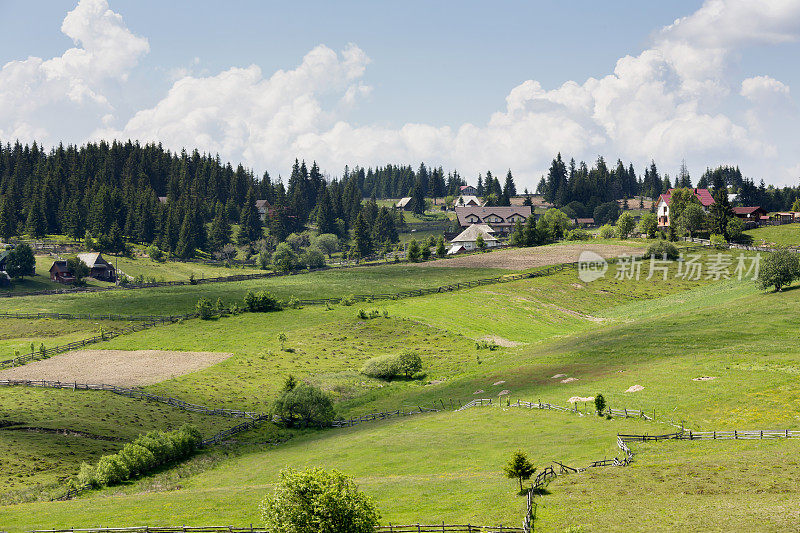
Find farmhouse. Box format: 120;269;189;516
732;206;766;221
49;260;76;284
459;185;478;196
448;224;498;254
454;205;532;234
656;188;715;227
76;252;116;282
575;218;596;228
455;194;483;207
396;197;413;210
255;199;274;221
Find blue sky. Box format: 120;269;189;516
1;1;799;188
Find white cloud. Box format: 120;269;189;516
741;75;791;101
0;0;148;140
4;0;800;187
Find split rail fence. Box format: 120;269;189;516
31;526;524;533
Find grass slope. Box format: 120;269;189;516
744;222;800;247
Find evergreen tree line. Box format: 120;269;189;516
535;154;800;214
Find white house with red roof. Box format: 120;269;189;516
460;185;478;196
656;188;715;227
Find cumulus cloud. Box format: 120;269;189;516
3;0;800;187
0;0;148;140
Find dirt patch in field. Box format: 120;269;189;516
416;243;639;270
0;349;233;387
479;335;524;347
625;384;644;393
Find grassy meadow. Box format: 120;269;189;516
744;222;800;247
1;240;799;531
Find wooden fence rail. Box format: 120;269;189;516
0;311;188;322
0;379;262;419
31;525;524;533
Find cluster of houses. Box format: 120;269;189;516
655;187;798;227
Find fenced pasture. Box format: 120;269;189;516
31;526;524;533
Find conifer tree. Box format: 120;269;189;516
352;210;373;258
209;204;232;251
25;193;47;238
0;197;16;241
238;187;263;244
315;188;336;235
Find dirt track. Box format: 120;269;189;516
420;243;640;270
0;349;233;387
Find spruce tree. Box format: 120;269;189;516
0;197;16;241
409;177;426;215
176;211;197;259
25;193;47;238
315;188;336;235
238;187;263;244
352;210;373;258
209;205;232;251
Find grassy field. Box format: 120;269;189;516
2;242;799;531
0;264;506;315
113;255;266;282
0;318;134;358
744;222;800;247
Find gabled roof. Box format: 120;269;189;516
50;260;70;273
732;206;764;215
460;185;476;191
659;188;715;208
255;199;272;209
457;195;482;206
576;218;595;224
450;224;498;244
455;205;532;226
77;252;111;269
396;197;412;208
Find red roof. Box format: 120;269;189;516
659;188;715;208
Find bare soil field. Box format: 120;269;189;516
422;243;639;270
0;349;233;387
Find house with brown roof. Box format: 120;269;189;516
732;206;766;221
76;252;116;282
575;218;596;228
656;188;715;227
454;205;532;234
255;199;274;221
459;185;478;196
49;261;76;284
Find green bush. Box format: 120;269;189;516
594;394;606;416
475;339;499;351
147;245;165;262
756;248;800;292
709;234;727;249
397;351;422;378
77;462;98;488
360;354;401;379
303;247;326;269
196;298;215;320
565;228;591;241
244;290;283;312
644;241;679;260
94;454;130;486
261;467;380;533
598;224;616;239
272;383;335;428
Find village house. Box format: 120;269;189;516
455;194;482;207
448;224;498;254
454;205;532;234
396;197;413;210
575;218;596;228
49;260;76;284
732;206;767;222
76;252;116;282
255;199;274;221
459;185;478;196
656;188;715;227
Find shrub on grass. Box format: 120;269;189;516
244;290;282;312
565;228;591;241
475;339;499;351
196;298;215;320
709;234;726;249
94;454;130;486
77;462;98;488
261;467;380;533
360;354;401;379
598;224;616;239
756;248;800;292
119;443;157;476
147;245;165;262
644;241;679;260
397;351;422;378
272;383;335;428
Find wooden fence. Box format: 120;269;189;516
0;311;189;322
0;317;184;368
32;526;524;533
0;379;262;419
331;406;441;427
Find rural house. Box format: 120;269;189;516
575;218;596;228
459;185;478;196
448;224;498;254
255;199;274;221
455;194;483;207
732;206;766;222
396;197;413;210
656;188;715;227
76;252;116;282
454;205;532;234
49;260;76;284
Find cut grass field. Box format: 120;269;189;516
0;318;135;360
113;255;266;282
744;222;800;247
2;243;799;531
